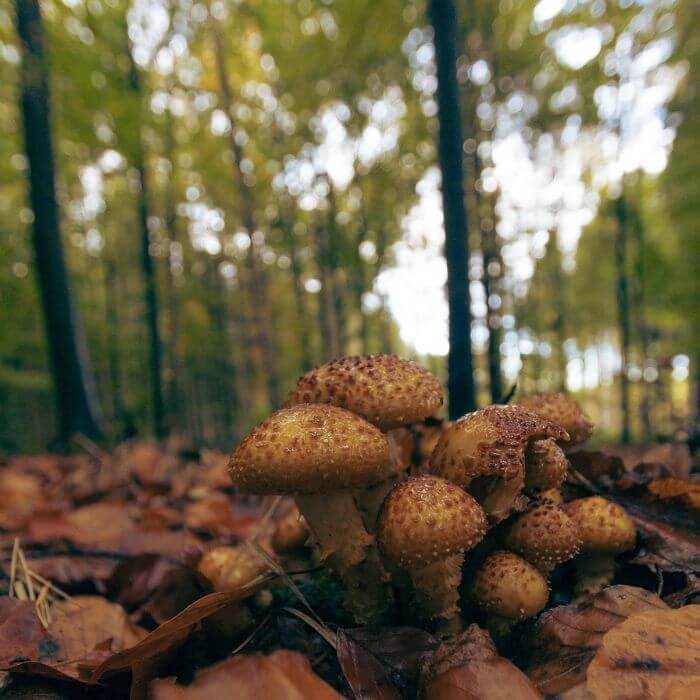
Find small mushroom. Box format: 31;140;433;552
566;496;637;597
286;354;444;532
429;405;567;522
228;403;393;623
524;438;569;493
271;508;309;554
471;550;549;637
377;475;487;628
504;502;581;575
285;354;444;431
518;392;593;447
536;487;564;506
198;545;269;593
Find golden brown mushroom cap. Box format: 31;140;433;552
505;502;581;571
518;392;593;445
566;496;636;555
377;475;487;569
429;405;567;487
198;545;268;592
471;551;549;620
285;354;443;431
524;438;569;492
228;404;390;495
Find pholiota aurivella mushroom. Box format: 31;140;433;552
228;403;393;623
286;354;444;532
518;391;594;447
377;475;487;630
428;405;568;522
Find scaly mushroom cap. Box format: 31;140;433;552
471;551;549;620
285;354;443;430
537;488;564;506
271;509;309;554
377;475;487;569
429;405;567;487
505;503;581;570
518;392;593;446
524;438;569;492
198;545;268;592
229;404;390;495
566;496;636;555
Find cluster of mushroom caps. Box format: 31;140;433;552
226;355;637;636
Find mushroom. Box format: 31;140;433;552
504;502;581;575
518;392;593;447
271;508;309;554
524;437;569;493
228;403;393;623
565;496;637;597
286;354;444;532
470;550;549;637
536;488;564;506
377;475;487;628
198;544;269;593
429;405;567;522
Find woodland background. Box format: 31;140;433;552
1;0;698;452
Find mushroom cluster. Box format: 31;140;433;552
226;355;637;633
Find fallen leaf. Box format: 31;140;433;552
647;478;700;512
420;624;542;699
0;599;50;667
0;472;45;530
524;585;668;696
107;555;182;610
568;451;625;483
184;496;260;539
336;627;437;700
586;605;700;699
149;650;342;699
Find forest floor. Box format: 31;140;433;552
0;437;698;699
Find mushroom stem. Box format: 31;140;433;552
573;553;616;598
355;479;398;534
295;492;390;624
410;553;464;622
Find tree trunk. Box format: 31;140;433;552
127;48;167;439
210;16;280;410
314;219;338;360
428;0;476;418
102;255;127;433
481;217;503;403
15;0;103;443
614;194;632;444
327;184;347;356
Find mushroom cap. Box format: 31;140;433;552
229;404;390;495
377;475;487;569
285;354;443;430
537;488;564;506
471;551;549;620
566;496;636;555
524;438;569;492
271;509;309;554
429;405;567;487
518;392;593;445
505;502;581;570
198;545;267;592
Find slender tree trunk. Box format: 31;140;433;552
314;220;338;360
15;0;103;443
481;217;503;403
210;16;280;409
327;184;347;356
429;0;476;418
614;194;632;444
126;49;167;438
102;256;126;431
375;222;393;354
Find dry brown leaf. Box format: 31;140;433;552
0;599;49;667
524;586;668;696
0;472;45;531
420;624;542;700
184;495;260;538
586;605;700;699
150;650;342;699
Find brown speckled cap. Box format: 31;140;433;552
429;405;567;488
566;496;636;555
198;545;268;592
505;502;581;570
228;404;390;495
518;392;593;445
285;354;443;431
524;438;569;492
471;551;549;620
377;475;487;569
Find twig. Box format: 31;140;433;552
283;607;337;650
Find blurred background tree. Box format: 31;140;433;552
0;0;696;451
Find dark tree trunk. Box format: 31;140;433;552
102;256;127;432
210;17;280;409
614;193;632;444
127;51;167;438
481;218;503;403
15;0;103;443
428;0;476;418
314;220;338;361
327;184;347;356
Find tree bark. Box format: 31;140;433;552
15;0;103;443
210;15;280;409
614;194;632;444
126;48;167;439
481;216;503;403
428;0;476;418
